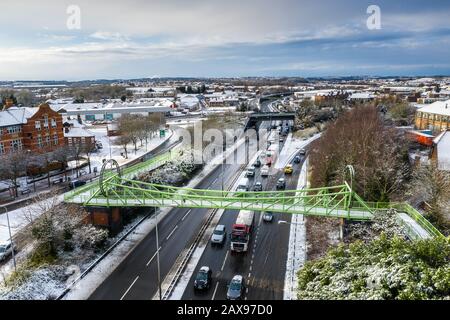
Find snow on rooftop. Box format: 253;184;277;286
436;131;450;171
418;99;450;116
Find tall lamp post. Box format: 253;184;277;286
1;206;16;272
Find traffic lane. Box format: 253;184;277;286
246;158;303;300
183;156;305;300
89;157;243;300
213;168;290;300
183;168;285;300
182;209;241;300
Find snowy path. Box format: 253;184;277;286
397;212;431;240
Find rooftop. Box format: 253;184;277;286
417;99;450;116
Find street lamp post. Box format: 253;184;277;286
1;206;16;272
154;209;162;300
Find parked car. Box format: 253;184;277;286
284;164;293;174
194;266;212;291
263;211;274;222
211;225;226;246
69;180;86;190
0;241;15;261
253;181;263;191
276;178;286;189
227;275;245;300
293;155;301;163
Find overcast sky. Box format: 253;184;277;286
1;0;450;80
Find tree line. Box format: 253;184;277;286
114;113;164;159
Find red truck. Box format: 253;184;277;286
230;210;255;253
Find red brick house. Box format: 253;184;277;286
0;99;65;155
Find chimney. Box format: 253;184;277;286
3;98;14;110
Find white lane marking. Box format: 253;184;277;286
249;265;252;271
212;282;219;300
166;225;178;240
146;246;162;266
212;177;219;185
181;209;191;221
120;276;139;300
248;272;251;278
221;251;229;271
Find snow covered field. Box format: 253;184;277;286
86;126;172;170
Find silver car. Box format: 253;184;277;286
211;225;226;246
227;275;245;300
0;241;15;261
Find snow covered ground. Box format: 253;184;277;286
87;126;172;170
64;132;252;300
274;133;321;169
397;212;431;240
0;195;64;243
283;157;308;300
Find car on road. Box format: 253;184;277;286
211;225;226;246
253;158;261;167
293;155;301;163
227;275;245;300
263;211;274;222
284;164;293;174
261;165;270;177
253;181;263;191
276;178;286;189
246;166;256;177
194;266;212;291
0;241;15;261
279;137;284;142
299;148;306;155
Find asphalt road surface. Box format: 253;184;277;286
181;152;306;300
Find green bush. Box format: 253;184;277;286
298;235;450;300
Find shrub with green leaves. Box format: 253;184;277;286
298;234;450;299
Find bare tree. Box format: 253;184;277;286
115;135;131;159
0;151;28;197
309;105;410;202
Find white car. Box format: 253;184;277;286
263;212;274;222
0;241;15;261
261;165;270;177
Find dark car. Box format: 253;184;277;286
194;266;212;291
253;158;261;167
69;180;86;190
227;275;245;300
276;178;286;190
293;155;301;163
253;181;263;191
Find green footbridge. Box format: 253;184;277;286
64;150;445;240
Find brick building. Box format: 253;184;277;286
0;99;65;155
